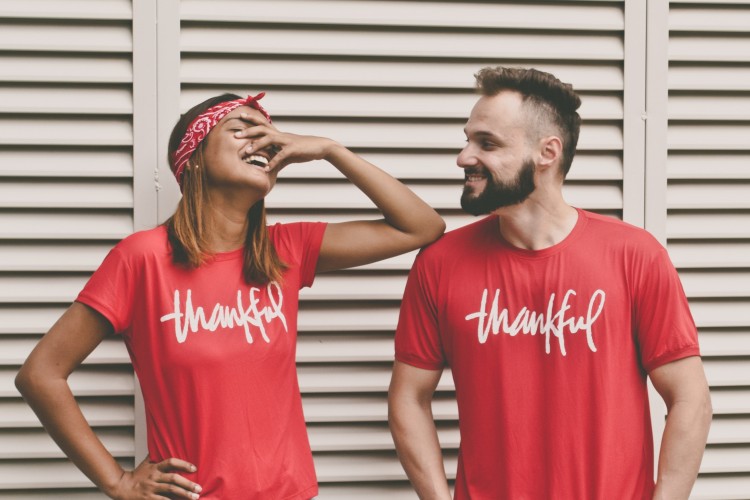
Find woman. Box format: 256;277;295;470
15;93;445;499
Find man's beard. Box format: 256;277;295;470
460;158;537;215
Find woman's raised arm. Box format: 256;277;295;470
237;114;446;272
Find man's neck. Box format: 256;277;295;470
493;191;578;251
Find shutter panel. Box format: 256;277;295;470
666;1;750;499
179;1;627;496
0;0;135;497
667;2;750;498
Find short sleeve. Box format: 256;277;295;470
633;244;700;372
299;222;327;288
394;250;445;370
272;222;327;289
76;246;135;334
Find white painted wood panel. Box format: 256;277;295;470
666;4;750;491
182;0;624;30
0;2;137;497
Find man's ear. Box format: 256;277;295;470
538;135;563;171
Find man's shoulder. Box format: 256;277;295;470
419;215;497;259
582;210;661;246
579;210;669;265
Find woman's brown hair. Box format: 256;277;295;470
166;93;287;284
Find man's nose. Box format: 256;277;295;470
457;145;476;169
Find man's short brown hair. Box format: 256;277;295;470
475;66;582;178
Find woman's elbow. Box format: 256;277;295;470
419;215;446;246
15;362;50;399
15;364;34;396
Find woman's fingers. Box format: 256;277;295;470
111;457;202;499
156;471;202;494
155;457;196;473
265;148;292;172
237;125;334;172
153;458;202;498
154;476;201;499
244;136;276;157
239;112;278;130
243;137;288;171
233;124;270;140
233;118;293;169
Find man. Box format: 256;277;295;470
388;66;712;499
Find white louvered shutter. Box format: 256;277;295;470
0;0;136;497
667;2;750;498
3;1;744;498
177;1;631;496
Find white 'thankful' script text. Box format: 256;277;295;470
160;282;287;344
464;288;606;356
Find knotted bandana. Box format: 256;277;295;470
171;93;271;188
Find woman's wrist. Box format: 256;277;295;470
322;140;347;163
101;467;126;499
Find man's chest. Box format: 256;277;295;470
436;261;632;362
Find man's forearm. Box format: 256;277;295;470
389;400;452;499
653;397;712;499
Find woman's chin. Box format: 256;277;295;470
207;179;273;201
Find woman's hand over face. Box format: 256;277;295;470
235;113;339;173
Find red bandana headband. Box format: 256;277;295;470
171;93;271;188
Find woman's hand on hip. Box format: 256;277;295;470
109;457;202;500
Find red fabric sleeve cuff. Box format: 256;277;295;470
74;297;122;334
301;222;328;289
644;344;701;373
394;352;445;371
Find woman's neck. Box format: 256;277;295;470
202;193;258;252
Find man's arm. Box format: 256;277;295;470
388;360;451;500
650;356;712;500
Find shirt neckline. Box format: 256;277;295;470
211;246;245;261
492;207;588;259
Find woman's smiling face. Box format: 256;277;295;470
201;106;279;197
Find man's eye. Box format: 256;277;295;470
481;141;495;149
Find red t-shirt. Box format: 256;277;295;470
395;209;699;500
77;222;327;500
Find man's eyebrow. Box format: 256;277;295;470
464;129;501;139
